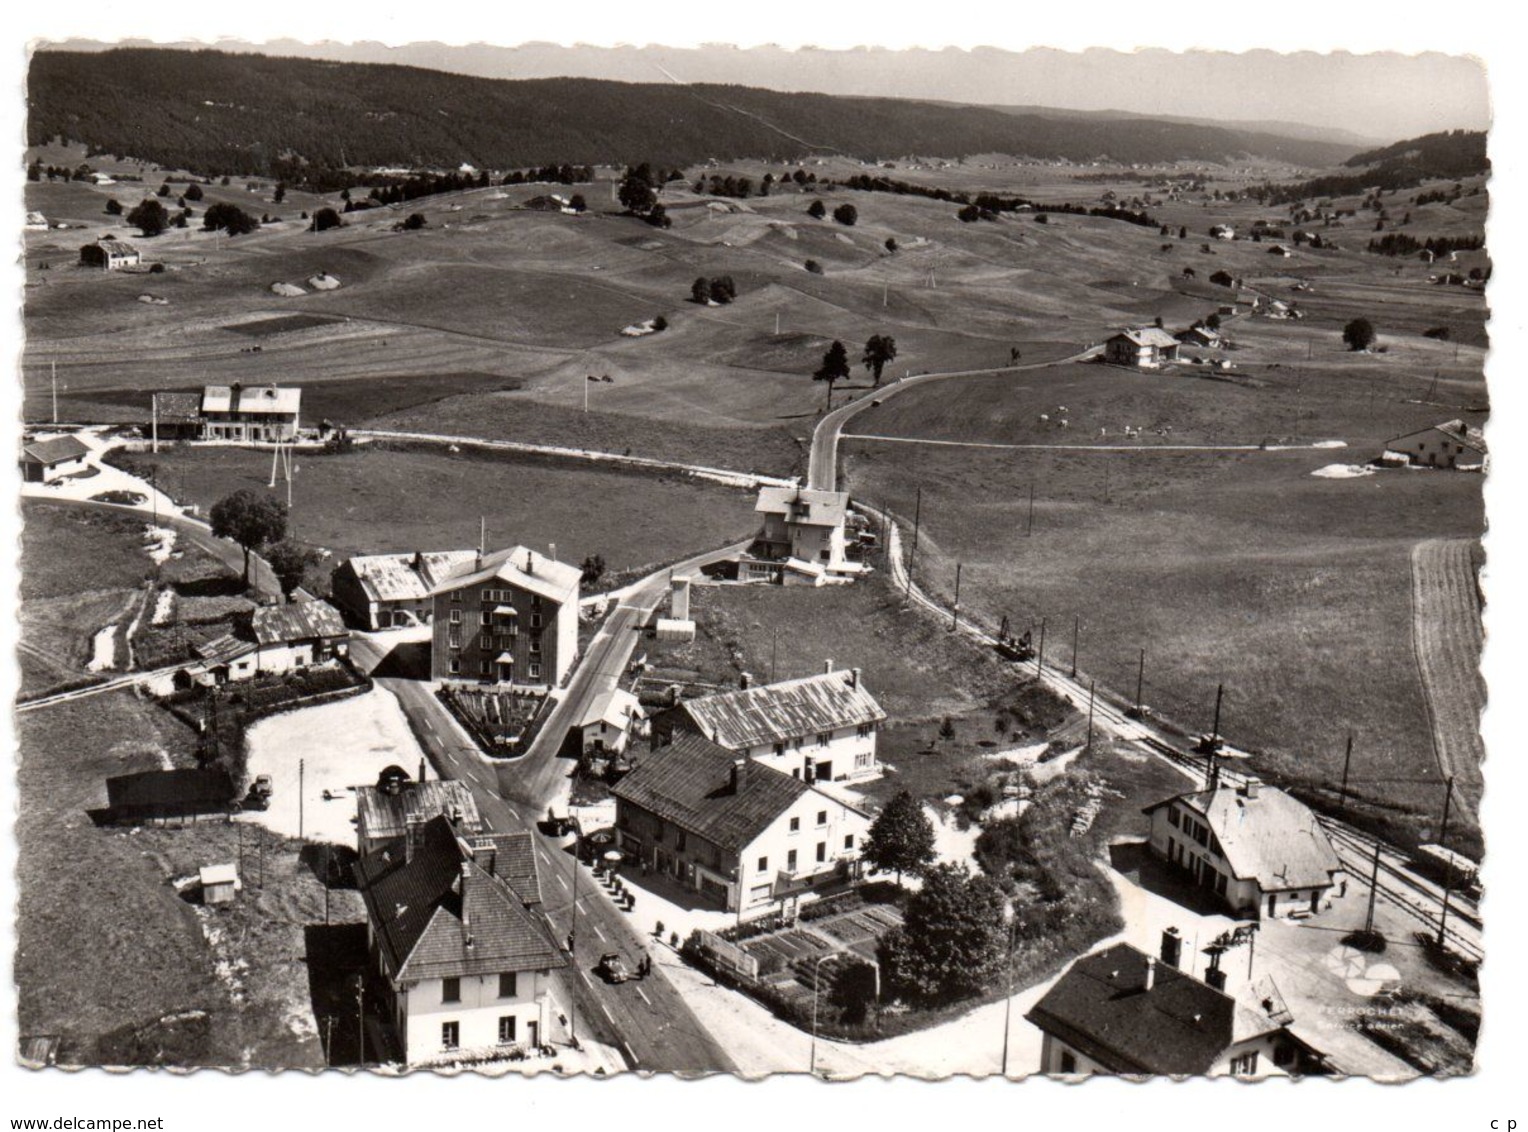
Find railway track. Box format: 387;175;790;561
861;500;1485;965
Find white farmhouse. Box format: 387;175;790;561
654;664;886;783
741;485;862;584
1385;419;1487;471
611;733;871;916
353;815;564;1064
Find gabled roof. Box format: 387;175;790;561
755;485;849;529
1143;782;1341;892
577;687;642;731
339;550;479;604
106;768;233;813
353;816;562;982
356;780;484;845
1025;942;1286;1075
202;385;302;416
21;435;91;466
1388;419;1487;454
612;734;813;852
153;392;204;422
1110;327;1181;349
193;631;257;665
251;599;347;645
428;545;582;606
678;669;886;751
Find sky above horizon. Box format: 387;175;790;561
42;40;1489;145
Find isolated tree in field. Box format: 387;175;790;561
1343;318;1376;352
646;203;671;229
157;182;172;198
1205;312;1222;330
273;182;287;204
569;193;587;213
105;198;123;216
266;539;319;598
127;198;170;237
709;276;736;304
1178;225;1188;239
807;199;827;220
203;202;259;236
804;259;824;275
691;277;711;304
863;790;936;883
833;203;858;226
183;182;204;202
580;555;607;587
813;340;851;406
400;212;427;231
885;237;898;253
310;207;344;233
618;165;657;215
878;863;1008;1002
210;489;288;586
863;335;898;385
957;204;981;223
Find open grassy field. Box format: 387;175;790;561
113;442;759;591
15;689;335;1067
843;430;1486;841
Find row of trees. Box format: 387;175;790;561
812;335;898;394
805;199;857;226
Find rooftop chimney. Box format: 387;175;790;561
730;758;747;793
1144;955;1157;993
418;757;427;784
449;803;464;829
739;671;753;690
549;542;557;562
525;550;534;575
824;658;835;675
1204;966;1227;993
1242;778;1261;800
412;550;424;572
850;667;862;690
404;814;425;863
471;836;497;877
460;861;474;946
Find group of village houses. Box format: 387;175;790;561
34;379;1413;1073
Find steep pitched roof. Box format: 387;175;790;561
153;392;204;423
1025;942;1283;1075
1111;327;1181;349
251;599;347;645
1143;782;1341;892
755;485;849;529
612;734;811;852
577;687;642;731
678;669;885;751
353;816;562;982
1388;419;1487;454
202;385;302;416
428;545;582;606
21;435;90;466
340;550;478;604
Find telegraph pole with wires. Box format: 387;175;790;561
1338;734;1354;813
1436;776;1456;948
905;486;922;601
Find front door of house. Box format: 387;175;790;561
527;1020;538;1049
1267;893;1277;917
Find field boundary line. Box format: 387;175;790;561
841;434;1347;454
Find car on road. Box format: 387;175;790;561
597;952;631;984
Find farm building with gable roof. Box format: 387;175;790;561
1104;327;1181;369
78;236;141;270
1385;419;1487;470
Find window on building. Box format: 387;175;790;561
530;638;542;655
816;732;831;747
449;609;463;625
442;1021;460;1050
1059;1050;1077;1073
789;817;800;833
774;742;786;757
531;594;542;608
855;752;874;769
530;614;544;630
499;972;518;998
1230;1051;1258;1076
817;810;827;826
448;631;462;649
787;849;798;873
528;663;542;680
449;658;461;675
480;660;492;676
816;842;826;863
857;723;874;737
442;977;461;1003
757;856;769;873
844;834;855;850
498;1016;517;1045
451;591;462;603
482;588;493;601
1167;807;1180;828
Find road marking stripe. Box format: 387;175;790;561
591;924;606;941
538;850;551;864
635;986;651;1006
600;1003;615;1024
622;1041;638;1065
422;718;434;730
556;874;570;891
578;969;592;987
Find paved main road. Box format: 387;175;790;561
808;346;1102;492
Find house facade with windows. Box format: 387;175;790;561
1142;778;1344;919
1026;941;1327;1077
353;815;563;1065
79;237;141;269
576;687;644;757
1385;419;1487;471
199;384;302;443
1104;328;1181;369
331;550;478;630
428;546;581;688
611;734;871;916
652;664;886;783
177;599;348;686
740;485;862;584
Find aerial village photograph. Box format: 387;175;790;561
4;6;1523;1130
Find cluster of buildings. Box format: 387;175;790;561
179;598;349;687
153;384;303;444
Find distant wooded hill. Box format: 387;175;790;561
28;48;1362;177
1343;129;1489;179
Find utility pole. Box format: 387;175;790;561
771;627;779;683
775;311;781;336
1070;615;1080;679
1436;777;1456;948
299;758;305;840
1364;839;1381;935
1025;484;1035;537
151;392;158;454
1085;679;1096;752
950;562;962;631
1210;684;1224;748
1000;918;1017;1077
1338;734;1353;813
905;487;922;599
568;829;580;1047
356;977;366;1066
51;361;58;424
583;374;589;413
1135;649;1145;714
1036;618;1046;676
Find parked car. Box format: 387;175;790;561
597;952;630;984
